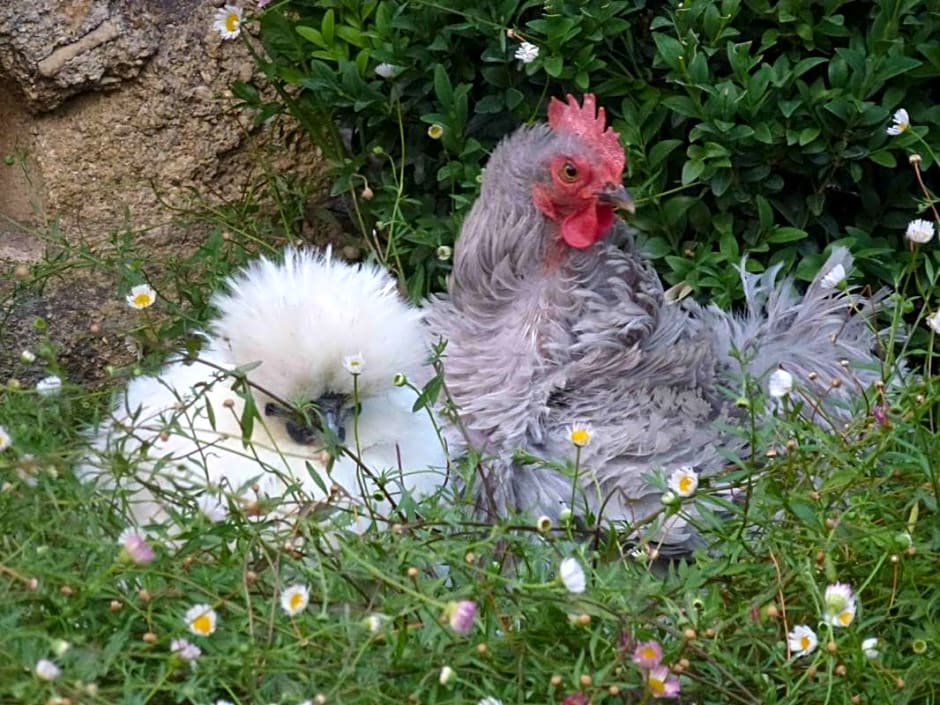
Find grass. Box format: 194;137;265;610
1;207;938;705
2;100;940;705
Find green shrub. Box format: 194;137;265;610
241;0;939;306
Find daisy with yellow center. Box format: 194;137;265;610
886;108;910;136
0;425;10;452
184;603;218;637
280;583;310;616
568;422;593;448
822;582;857;627
667;466;698;497
787;624;817;657
126;284;157;310
213;5;243;40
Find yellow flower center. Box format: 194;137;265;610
569;428;590;446
648;676;665;694
289;592;304;610
225;12;239;32
678;475;693;493
132;293;152;307
799;635;811;650
191;613;212;634
838;610;853;625
640;646;656;660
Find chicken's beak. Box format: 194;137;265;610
596;183;635;213
312;393;347;444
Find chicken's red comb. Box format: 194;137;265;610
547;94;625;175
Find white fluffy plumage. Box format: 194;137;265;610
80;248;446;531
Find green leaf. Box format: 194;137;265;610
543;56;564;77
433;64;454;107
768;226;808;243
295;25;326;48
681;159;706;185
868;150;897;168
647;139;683;168
322;9;335;45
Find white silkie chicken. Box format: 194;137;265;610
81;248;446;533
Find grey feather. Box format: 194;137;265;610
425;116;884;551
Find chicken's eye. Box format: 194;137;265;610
559;161;579;182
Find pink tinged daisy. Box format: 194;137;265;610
126;283;157;310
118;528;155;565
447;599;477;636
34;658;61;681
823;582;857;627
559;557;586;594
768;369;793;398
905;218;935;244
787;624;818;657
646;664;681;699
667;466;698;497
212;5;243;40
280;583;310;616
170;637;202;661
886;108;910;135
632;640;664;668
185;604;218;637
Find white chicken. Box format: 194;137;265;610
81;248;446;533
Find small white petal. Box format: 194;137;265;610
374;62;398;78
905;218;935;244
926;311;940;335
862;637;880;659
36;375;63;396
768;369;793;398
514;41;539;64
559;557;586;594
34;658;61;681
820;263;846;289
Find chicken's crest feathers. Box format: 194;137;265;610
209;248;426;401
547;93;624;177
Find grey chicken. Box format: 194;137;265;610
425;94;883;549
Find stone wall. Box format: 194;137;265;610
0;0;323;386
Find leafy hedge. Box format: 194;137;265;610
239;0;940;306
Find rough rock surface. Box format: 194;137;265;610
0;0;327;389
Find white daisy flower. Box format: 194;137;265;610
374;62;399;79
439;665;456;685
567;421;593;448
927;311;940;334
184;603;218;637
667;466;699;497
823;582;857;627
436;245;453;261
905;218;935;244
36;375;63;396
20;350;36;363
279;583;310;616
861;637;880;659
886;108;910;136
343;352;365;375
34;658;61;681
768;369;793;398
197;493;228;523
170;637;202;661
787;624;818;657
126;283;157;309
820;263;846;289
514;41;539;64
212;5;243;40
0;426;10;452
559;556;586;594
478;698;504;705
